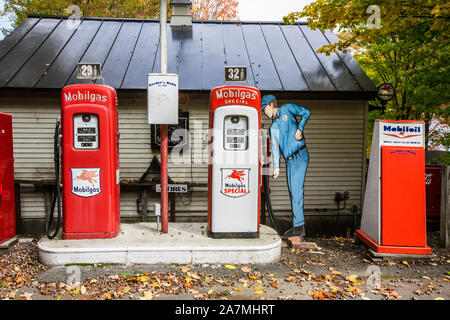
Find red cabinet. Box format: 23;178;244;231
0;113;15;244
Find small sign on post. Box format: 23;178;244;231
147;73;179;124
155;184;188;193
225;66;247;82
77;63;102;80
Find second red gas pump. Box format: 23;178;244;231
47;84;120;239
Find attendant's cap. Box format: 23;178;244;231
261;95;276;111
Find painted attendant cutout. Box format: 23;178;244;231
261;95;311;244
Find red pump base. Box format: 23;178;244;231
356;230;432;255
63;229;120;240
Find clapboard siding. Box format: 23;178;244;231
0;97;366;220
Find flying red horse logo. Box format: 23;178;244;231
225;170;246;184
74;170;98;186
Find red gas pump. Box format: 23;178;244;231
59;84;120;239
0;113;15;244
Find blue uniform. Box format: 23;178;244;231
270;103;311;227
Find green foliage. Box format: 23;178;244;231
285;0;449;152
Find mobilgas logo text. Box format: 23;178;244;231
215;88;257;105
64;90;107;103
382;125;421;139
71;168;101;197
72;185;101;195
221;169;250;198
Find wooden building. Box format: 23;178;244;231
0;15;376;235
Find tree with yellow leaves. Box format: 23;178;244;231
285;0;449;158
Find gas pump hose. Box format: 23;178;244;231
263;173;280;235
46;118;62;239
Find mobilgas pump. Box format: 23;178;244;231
208;86;261;238
46;84;120;239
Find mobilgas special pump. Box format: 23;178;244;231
208;86;262;238
46;84;120;239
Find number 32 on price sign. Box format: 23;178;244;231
225;66;247;82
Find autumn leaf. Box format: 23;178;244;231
224;265;236;270
233;287;243;291
20;292;33;300
347;286;362;295
116;286;131;296
71;289;80;295
148;282;160;288
347;275;363;286
187;272;201;280
330;285;339;293
313;290;326;300
270;281;278;289
285;276;296;282
387;290;399;300
181;266;190;273
241;266;251;273
254;290;264;294
248;274;259;281
137;276;149;282
184;282;192;289
80;285;87;295
140;291;156;300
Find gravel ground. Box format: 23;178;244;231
0;231;448;301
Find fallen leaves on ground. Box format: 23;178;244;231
1;239;447;301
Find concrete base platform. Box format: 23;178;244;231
0;237;18;249
38;223;281;266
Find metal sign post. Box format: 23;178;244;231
160;0;169;233
147;1;180;233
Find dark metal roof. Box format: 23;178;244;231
0;15;376;97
